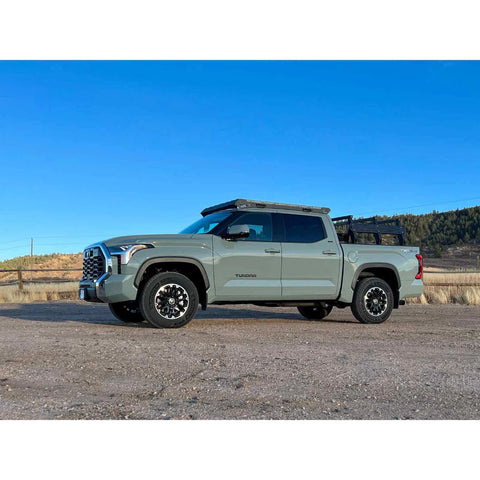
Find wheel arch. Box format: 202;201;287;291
352;263;401;308
135;257;210;309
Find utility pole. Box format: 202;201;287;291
31;237;33;257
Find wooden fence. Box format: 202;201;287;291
425;270;480;274
0;268;479;291
0;268;83;291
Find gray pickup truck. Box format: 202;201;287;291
79;199;423;328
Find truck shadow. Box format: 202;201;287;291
0;302;356;326
198;307;356;324
0;302;125;327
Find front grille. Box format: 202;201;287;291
82;247;106;281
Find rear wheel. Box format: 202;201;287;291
108;301;144;323
139;272;199;328
297;304;333;320
351;277;394;324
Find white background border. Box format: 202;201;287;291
0;0;479;59
0;420;478;479
0;1;478;477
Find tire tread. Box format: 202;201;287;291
139;272;199;328
351;277;394;324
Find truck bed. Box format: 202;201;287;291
332;215;405;246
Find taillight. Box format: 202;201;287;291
415;254;423;279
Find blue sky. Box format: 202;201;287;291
0;61;479;259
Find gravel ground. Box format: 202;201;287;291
0;302;479;419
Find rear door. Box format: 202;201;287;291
278;213;342;300
212;212;282;301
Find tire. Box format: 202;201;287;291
297;304;333;320
351;277;394;324
139;272;199;328
108;301;145;323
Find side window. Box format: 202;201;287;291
282;214;326;243
228;213;273;242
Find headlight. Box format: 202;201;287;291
108;244;153;264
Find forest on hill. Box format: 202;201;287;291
379;206;480;255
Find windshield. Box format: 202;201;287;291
179;211;232;234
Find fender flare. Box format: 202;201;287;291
134;256;210;289
351;262;401;290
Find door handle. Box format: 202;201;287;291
265;248;280;254
322;250;337;255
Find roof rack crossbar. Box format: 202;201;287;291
201;199;330;217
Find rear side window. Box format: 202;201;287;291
282;214;326;243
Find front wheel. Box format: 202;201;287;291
109;301;145;323
297;304;333;320
139;272;199;328
351;277;394;324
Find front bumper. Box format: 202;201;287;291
79;242;137;304
79;270;111;303
79;243;137;303
79;272;138;304
79;242;113;303
79;240;140;304
78;284;101;302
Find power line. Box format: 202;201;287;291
0;238;31;245
355;196;480;217
0;243;83;253
0;234;114;241
33;243;85;247
0;245;29;253
29;234;115;239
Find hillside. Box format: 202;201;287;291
379;206;480;253
0;253;82;284
422;245;480;269
377;206;480;268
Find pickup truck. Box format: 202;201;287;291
79;199;423;328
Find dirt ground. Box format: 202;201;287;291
0;302;479;420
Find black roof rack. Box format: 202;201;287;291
332;215;405;245
201;199;330;217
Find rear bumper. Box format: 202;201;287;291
399;279;424;300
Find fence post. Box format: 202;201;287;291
17;267;23;291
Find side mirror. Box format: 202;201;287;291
224;224;250;240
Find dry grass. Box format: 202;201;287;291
0;253;82;303
1;272;479;306
424;271;480;283
0;282;78;304
408;272;480;305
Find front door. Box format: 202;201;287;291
212;212;282;301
